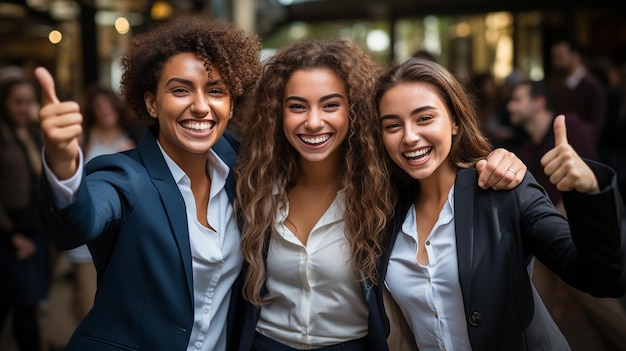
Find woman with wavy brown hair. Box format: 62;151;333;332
235;38;392;350
375;57;625;350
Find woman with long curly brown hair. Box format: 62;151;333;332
234;38;393;350
34;15;261;351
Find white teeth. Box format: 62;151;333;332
180;121;215;132
300;134;330;145
404;147;431;158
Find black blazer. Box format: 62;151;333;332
39;128;244;351
376;161;626;351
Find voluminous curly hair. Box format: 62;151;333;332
235;38;394;306
119;15;261;127
375;58;493;189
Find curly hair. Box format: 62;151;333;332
119;15;261;127
235;38;394;306
375;57;493;186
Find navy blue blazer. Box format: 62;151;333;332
40;128;244;351
375;162;626;351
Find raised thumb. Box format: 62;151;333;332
553;114;568;147
34;67;60;105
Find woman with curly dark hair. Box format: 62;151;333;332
33;15;261;351
234;39;526;351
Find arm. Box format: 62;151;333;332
524;115;624;297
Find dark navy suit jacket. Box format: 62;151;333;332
40;128;244;350
375;162;626;351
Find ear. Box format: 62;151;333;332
228;100;234;120
144;92;157;118
452;121;459;136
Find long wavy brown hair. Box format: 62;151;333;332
375;57;493;189
235;38;394;306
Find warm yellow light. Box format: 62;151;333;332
115;17;130;34
151;1;173;21
454;22;471;37
48;30;62;44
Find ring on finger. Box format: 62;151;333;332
507;168;517;175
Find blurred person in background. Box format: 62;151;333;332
508;79;626;350
508;79;596;213
468;72;514;148
0;75;49;351
64;84;138;325
550;38;606;146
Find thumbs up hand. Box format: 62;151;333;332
34;67;82;180
540;115;599;194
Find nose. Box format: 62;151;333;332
304;108;324;130
403;124;419;144
190;93;210;117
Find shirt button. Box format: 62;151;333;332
194;341;202;349
203;307;209;314
425;240;431;246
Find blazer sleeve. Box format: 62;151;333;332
39;153;140;250
521;160;625;297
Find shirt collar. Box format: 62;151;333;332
156;140;229;189
275;188;345;226
401;185;455;237
566;66;586;89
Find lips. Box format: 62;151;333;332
299;133;331;145
403;146;432;161
179;120;215;132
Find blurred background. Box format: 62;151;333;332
1;0;624;100
1;0;625;350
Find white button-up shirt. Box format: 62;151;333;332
163;148;241;351
255;192;368;349
385;185;472;351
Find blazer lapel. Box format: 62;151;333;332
138;129;194;302
211;134;238;202
454;168;478;312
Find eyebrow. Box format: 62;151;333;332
285;93;345;103
165;77;226;86
380;105;436;120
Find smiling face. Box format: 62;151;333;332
144;52;232;164
379;81;458;181
282;68;349;165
